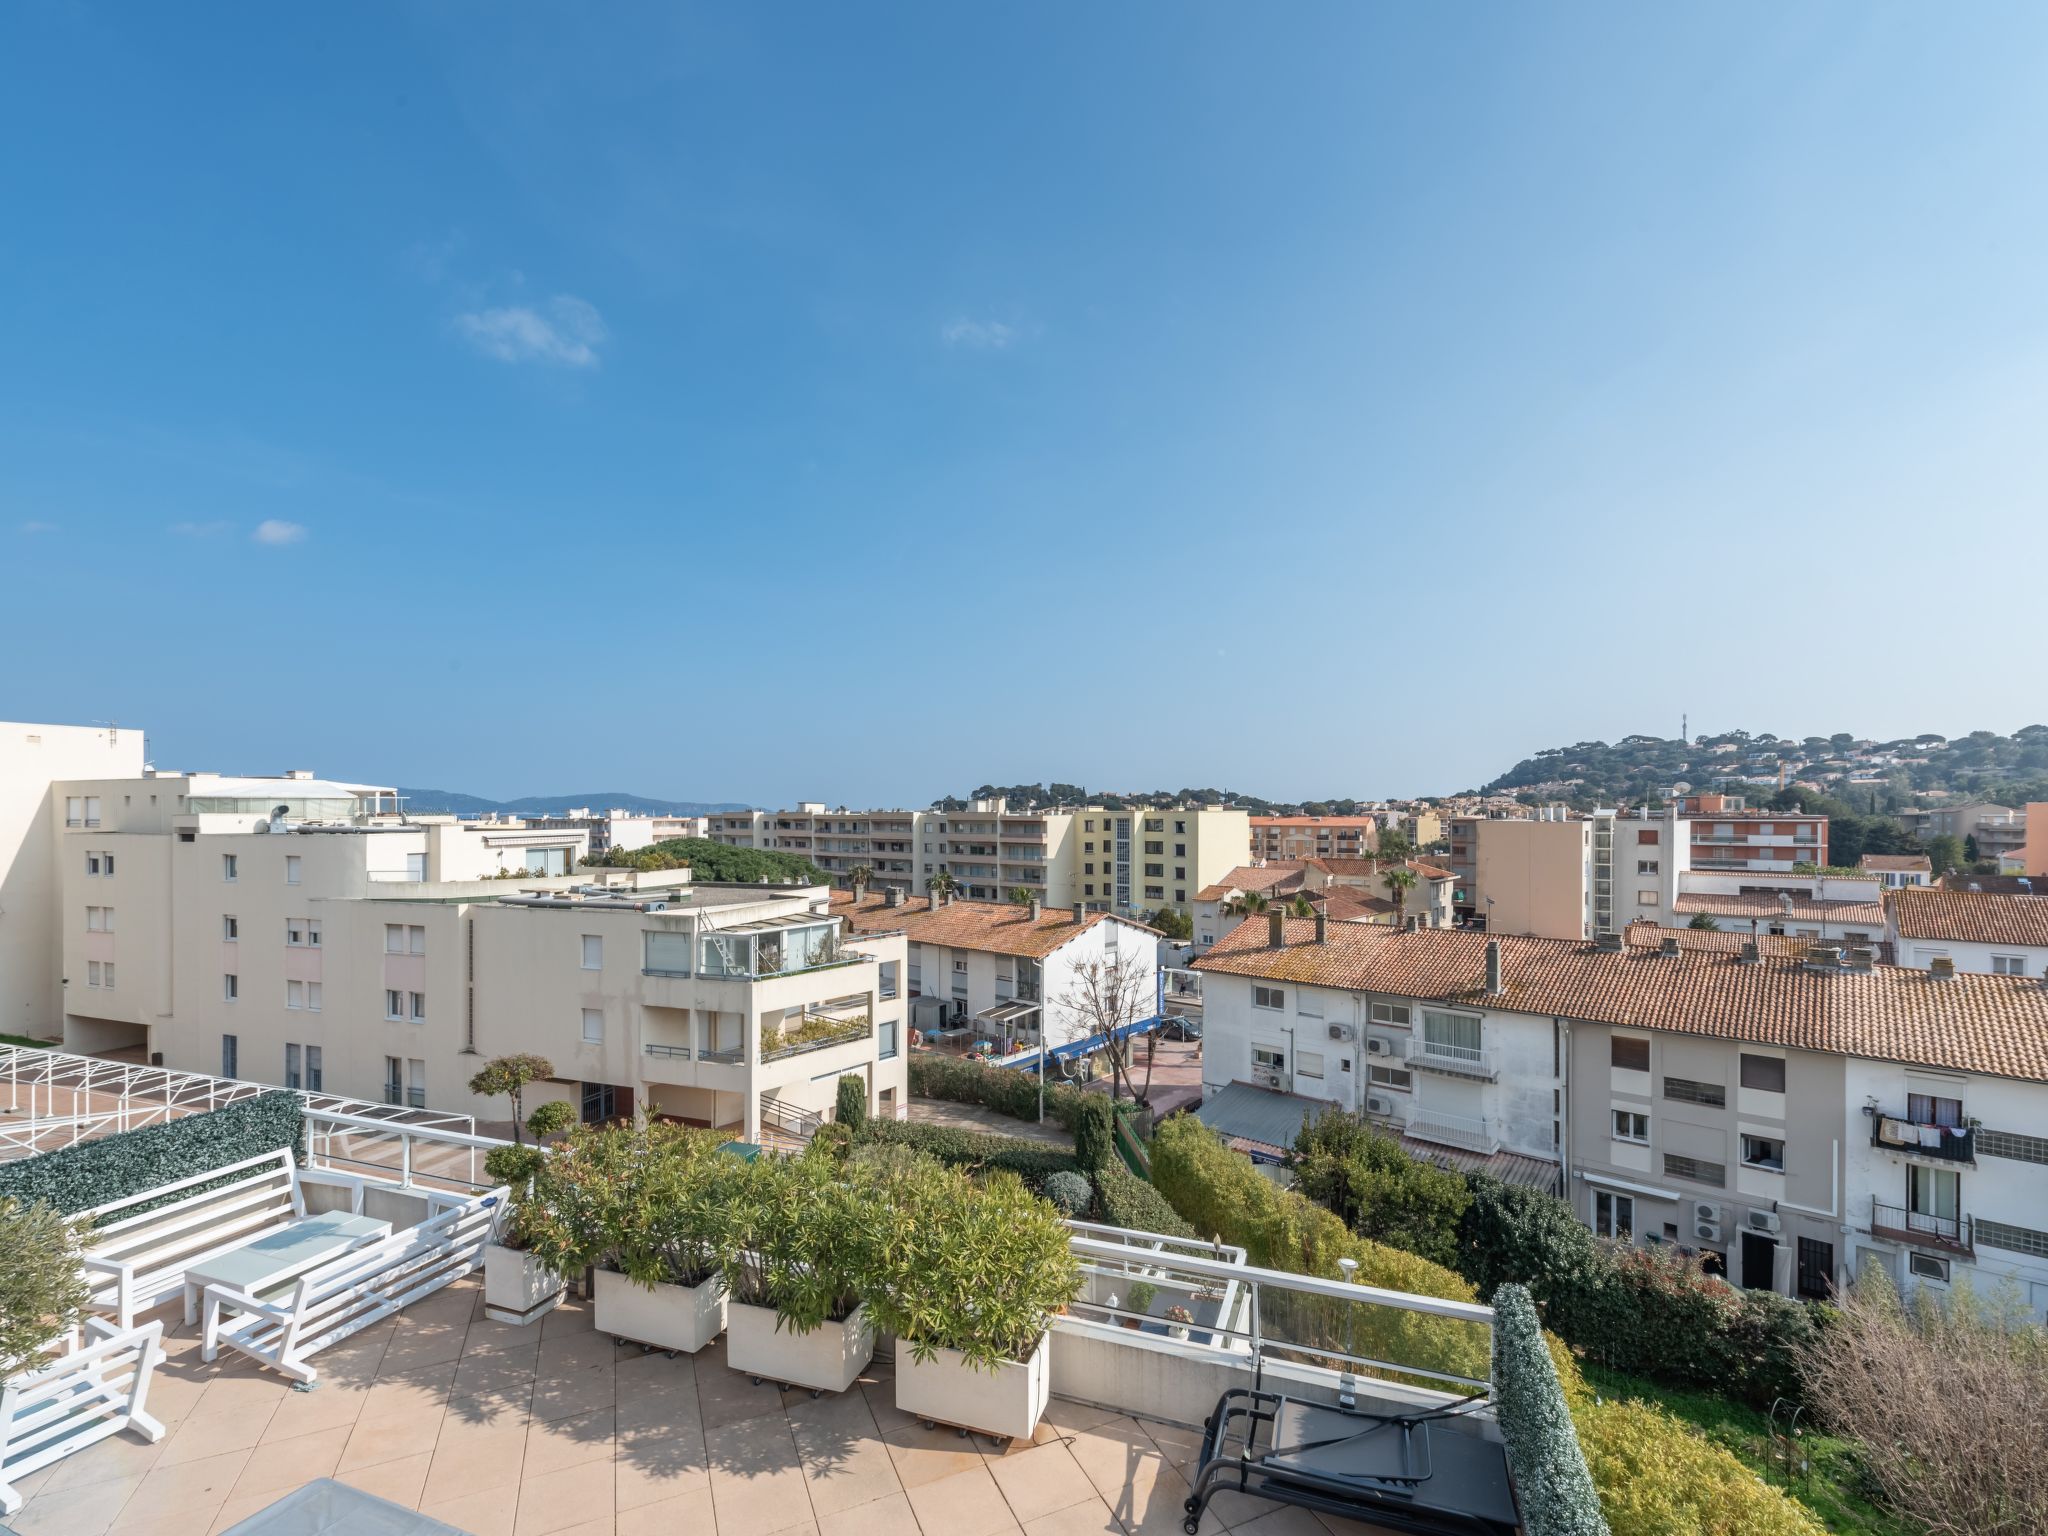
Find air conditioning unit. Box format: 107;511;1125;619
1366;1094;1396;1116
1693;1201;1722;1225
1746;1210;1781;1235
1253;1068;1283;1089
1366;1036;1390;1056
1695;1220;1723;1244
1327;1023;1355;1042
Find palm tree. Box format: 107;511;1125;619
1288;893;1316;919
1007;886;1034;905
1231;890;1270;917
1381;864;1418;922
846;863;874;900
926;870;958;899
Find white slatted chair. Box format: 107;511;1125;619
81;1148;369;1328
202;1190;503;1383
0;1320;165;1515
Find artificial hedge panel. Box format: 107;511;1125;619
0;1090;304;1217
1490;1283;1609;1536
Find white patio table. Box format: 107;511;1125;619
184;1210;392;1328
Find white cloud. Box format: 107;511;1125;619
455;295;607;367
16;520;56;535
252;519;308;546
169;520;230;538
941;318;1021;350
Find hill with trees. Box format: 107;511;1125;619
944;782;1376;816
399;788;749;817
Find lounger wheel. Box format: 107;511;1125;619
921;1419;936;1431
666;1351;679;1360
751;1376;764;1386
1183;1497;1198;1514
1183;1518;1200;1534
989;1436;1010;1450
614;1336;627;1347
809;1388;822;1399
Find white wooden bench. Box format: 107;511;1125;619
0;1319;165;1515
81;1148;371;1329
202;1190;503;1383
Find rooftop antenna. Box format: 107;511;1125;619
1681;712;1687;744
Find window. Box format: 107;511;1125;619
1253;985;1285;1011
1636;860;1659;875
65;796;81;827
1637;829;1660;845
1796;1236;1834;1300
386;989;404;1021
1739;1054;1786;1093
86;851;101;876
1143;885;1164;901
644;930;691;975
1612;1110;1650;1144
102;962;115;988
1143;863;1163;878
1370;1002;1410;1027
1084;863;1095;876
1907;1092;1964;1127
1740;1134;1784;1171
287;919;305;946
222;1034;239;1077
307;981;321;1012
1295;991;1324;1019
1084;884;1094;897
1368;1064;1411;1091
1662;1152;1726;1186
1635;891;1660;906
408;925;425;956
285;855;301;886
104;851;115;875
407;1059;426;1108
1175;889;1186;903
223;915;239;941
1175;844;1186;857
1595;1191;1635;1239
1144;841;1163;856
1252;1046;1286;1071
1421;1010;1482;1062
223;973;239;1001
1992;954;2028;976
385;923;404;954
582;1008;604;1043
86;906;106;932
305;1046;323;1092
953;958;968;974
288;980;306;1010
1908;1251;1950;1283
83;797;100;828
87;960;101;988
581;934;603;970
285;1043;302;1090
406;853;427;881
307;919;321;947
879;1020;899;1060
1296;1050;1325;1079
1663;1076;1725;1108
223;854;238;882
384;1056;403;1104
410;992;426;1022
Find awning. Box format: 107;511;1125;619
1577;1170;1682;1202
977;1001;1042;1028
994;1014;1166;1070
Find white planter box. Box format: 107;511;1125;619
482;1244;563;1326
593;1268;725;1355
726;1301;872;1396
894;1332;1050;1444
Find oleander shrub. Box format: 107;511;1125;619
907;1053;1089;1129
1041;1170;1093;1217
1573;1397;1824;1536
852;1119;1083;1189
1490;1284;1608;1536
833;1074;869;1134
1093;1161;1197;1238
0;1198;95;1376
1071;1096;1114;1173
0;1091;304;1218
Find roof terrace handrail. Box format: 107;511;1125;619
303;1106;510;1153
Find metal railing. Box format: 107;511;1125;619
699;1044;745;1065
1871;1198;1973;1253
644;1043;692;1060
1406;1108;1498;1155
761;1016;873;1063
1870;1113;1975;1163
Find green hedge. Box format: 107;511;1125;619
1492;1284;1609;1536
0;1091;304;1218
906;1053;1089;1130
853;1119;1082;1189
1094;1161;1198;1238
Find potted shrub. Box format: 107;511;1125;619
588;1122;733;1356
480;1097;576;1326
0;1198;93;1379
1123;1280;1157;1329
868;1166;1078;1445
718;1154;875;1396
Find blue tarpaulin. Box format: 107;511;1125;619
993;1015;1166;1070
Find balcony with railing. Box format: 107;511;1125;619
761;1011;873;1063
1411;1036;1497;1080
1871;1197;1974;1254
1869;1112;1975;1165
1405;1108;1499;1155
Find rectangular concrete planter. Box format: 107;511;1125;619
726;1301;873;1396
894;1332;1050;1444
593;1267;726;1355
482;1244;563;1326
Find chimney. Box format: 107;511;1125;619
1595;930;1624;952
1315;909;1328;944
1659;936;1681;958
1930;956;1956;980
1028;897;1042;921
1847;945;1874;972
1071;902;1085;924
1738;939;1761;964
885;885;904;908
1485;939;1503;995
1269;910;1285;949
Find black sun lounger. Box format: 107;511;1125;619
1182;1389;1520;1536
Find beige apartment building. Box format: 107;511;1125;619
1249;816;1379;861
32;754;904;1141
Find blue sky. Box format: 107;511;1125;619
5;5;2046;806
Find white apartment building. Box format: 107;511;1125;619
1885;887;2048;977
1193;917;2048;1313
833;890;1157;1052
1858;853;1932;890
719;798;1250;920
20;743;905;1142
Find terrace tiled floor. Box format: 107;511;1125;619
7;1280;1404;1536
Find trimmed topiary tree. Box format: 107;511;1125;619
468;1054;556;1143
834;1074;869;1134
1071;1096;1114;1173
1041;1169;1093;1218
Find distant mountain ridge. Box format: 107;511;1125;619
394;788;751;817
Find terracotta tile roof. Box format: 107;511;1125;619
1191;917;2048;1082
830;891;1153;959
1859;854;1932;873
1672;892;1886;926
1322;890;1398;922
1887;888;2048;949
1621;922;1813;958
1192;866;1309;902
1934;874;2045;895
1250;816;1381;829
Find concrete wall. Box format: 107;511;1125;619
1474;819;1591;941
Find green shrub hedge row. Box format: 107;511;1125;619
0;1091;304;1217
1093;1161;1198;1238
1490;1283;1609;1536
906;1053;1088;1130
853;1119;1083;1189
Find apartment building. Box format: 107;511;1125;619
505;808;710;855
2021;801;2048;876
1;721;145;1039
711;805;921;891
1859;853;1932;889
1676;792;1829;872
41;759;904;1141
1885;888;2048;977
1249;816;1379;862
1898;802;2028;863
1192;917;2048;1313
1669;872;1885;946
832;890;1157;1052
1469;808;1689;941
